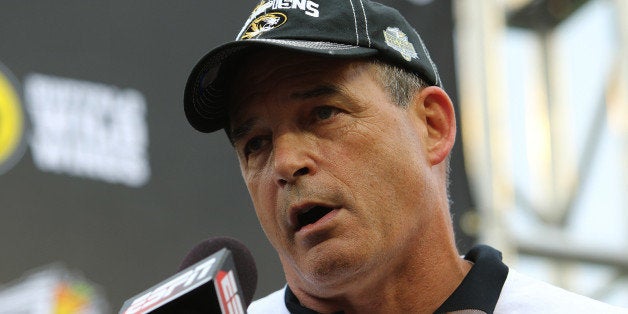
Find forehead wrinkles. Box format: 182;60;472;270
229;54;372;122
232;61;326;115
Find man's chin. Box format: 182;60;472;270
293;244;367;291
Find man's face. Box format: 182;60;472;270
229;51;439;291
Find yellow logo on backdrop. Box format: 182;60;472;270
0;63;25;174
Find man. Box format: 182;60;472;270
183;0;627;313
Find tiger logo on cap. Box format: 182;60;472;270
241;12;288;40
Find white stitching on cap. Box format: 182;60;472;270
358;0;371;47
348;0;359;45
248;38;361;50
412;28;441;85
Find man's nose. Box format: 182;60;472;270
272;132;316;187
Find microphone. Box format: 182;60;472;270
119;237;258;314
178;236;258;307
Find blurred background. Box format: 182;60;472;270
0;0;625;312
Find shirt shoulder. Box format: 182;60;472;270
495;268;627;313
247;286;290;314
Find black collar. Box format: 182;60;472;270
284;245;508;314
434;245;509;313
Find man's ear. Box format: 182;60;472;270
411;86;456;166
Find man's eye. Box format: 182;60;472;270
313;106;339;121
244;136;268;155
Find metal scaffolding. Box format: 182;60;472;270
454;0;628;306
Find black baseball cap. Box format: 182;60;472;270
184;0;442;133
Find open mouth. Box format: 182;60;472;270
296;206;334;230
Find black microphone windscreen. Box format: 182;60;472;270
179;236;258;307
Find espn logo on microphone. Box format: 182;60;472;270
122;257;217;314
216;270;244;314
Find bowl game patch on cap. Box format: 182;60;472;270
383;27;418;62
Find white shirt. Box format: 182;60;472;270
248;269;627;313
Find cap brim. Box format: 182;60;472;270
184;39;378;133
